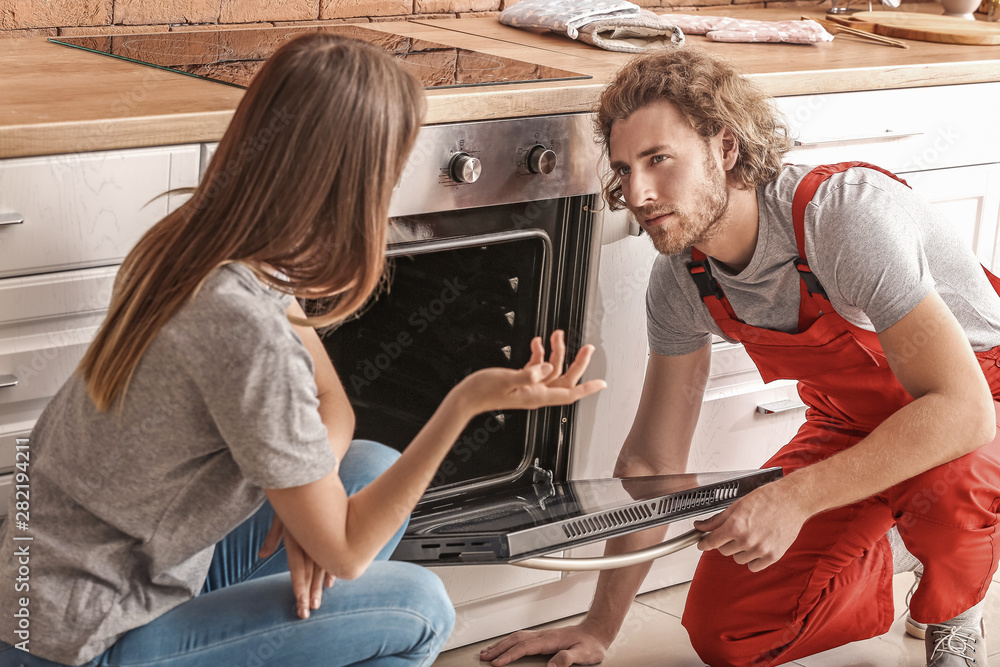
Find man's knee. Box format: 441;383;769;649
683;560;794;667
894;455;998;524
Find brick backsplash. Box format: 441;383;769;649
1;0;112;31
0;0;976;36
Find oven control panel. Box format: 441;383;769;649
389;113;602;218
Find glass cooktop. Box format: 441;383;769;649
49;25;591;90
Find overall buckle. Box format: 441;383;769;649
795;259;828;300
687;260;724;300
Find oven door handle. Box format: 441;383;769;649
511;529;704;571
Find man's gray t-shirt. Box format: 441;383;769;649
0;263;338;665
647;164;1000;357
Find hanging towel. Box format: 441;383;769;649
498;0;643;40
576;9;685;52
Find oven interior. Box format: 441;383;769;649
318;196;595;499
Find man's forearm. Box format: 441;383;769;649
785;391;996;518
583;524;671;644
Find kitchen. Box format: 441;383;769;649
2;0;1000;665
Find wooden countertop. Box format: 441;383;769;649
2;6;999;159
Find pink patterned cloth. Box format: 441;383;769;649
657;14;833;43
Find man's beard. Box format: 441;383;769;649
634;148;730;256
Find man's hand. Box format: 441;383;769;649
693;480;810;572
259;516;336;619
479;624;611;667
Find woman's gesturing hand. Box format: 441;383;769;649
457;331;606;415
259;516;335;619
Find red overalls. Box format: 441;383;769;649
680;163;1000;667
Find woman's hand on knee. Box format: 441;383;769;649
259;516;335;619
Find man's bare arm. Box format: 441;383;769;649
481;345;711;667
696;290;996;571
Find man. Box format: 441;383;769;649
480;48;1000;667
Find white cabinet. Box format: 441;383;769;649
780;82;1000;271
0;147;199;278
902;164;1000;271
0;145;200;507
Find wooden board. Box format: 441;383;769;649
850;11;1000;45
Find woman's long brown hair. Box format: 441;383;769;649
79;32;425;411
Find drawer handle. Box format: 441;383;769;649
756;399;807;415
0;375;18;389
0;213;24;226
512;529;703;571
793;129;924;147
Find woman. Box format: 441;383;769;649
0;33;604;667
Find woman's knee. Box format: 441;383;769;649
339;440;400;496
375;562;456;657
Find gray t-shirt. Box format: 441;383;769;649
647;164;1000;356
0;263;338;665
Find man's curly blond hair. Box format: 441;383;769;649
597;48;791;210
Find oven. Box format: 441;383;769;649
328;114;597;501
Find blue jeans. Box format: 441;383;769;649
1;440;454;667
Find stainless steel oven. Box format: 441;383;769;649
316;113;782;569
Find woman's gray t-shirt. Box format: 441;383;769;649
0;263;338;665
646;164;1000;356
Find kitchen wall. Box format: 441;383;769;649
0;0;972;38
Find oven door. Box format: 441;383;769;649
394;468;783;567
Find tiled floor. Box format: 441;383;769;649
435;570;1000;666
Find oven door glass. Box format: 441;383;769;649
321;231;550;494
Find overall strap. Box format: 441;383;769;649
689;247;741;323
790;161;910;331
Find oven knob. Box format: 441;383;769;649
527;145;557;175
449;152;481;184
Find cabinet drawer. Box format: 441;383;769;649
778;82;1000;175
0;266;118;326
0;318;101;409
687;380;803;473
0;145;199;279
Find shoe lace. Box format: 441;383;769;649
906;571;921;609
930;626;979;662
